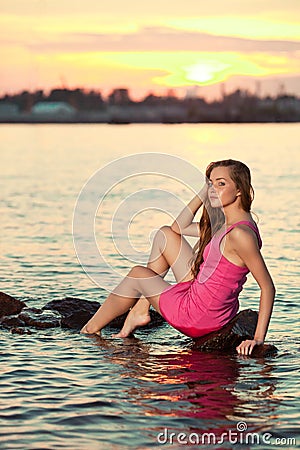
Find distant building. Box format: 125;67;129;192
31;102;76;117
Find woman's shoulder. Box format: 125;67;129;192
227;222;261;249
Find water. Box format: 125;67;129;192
1;123;299;449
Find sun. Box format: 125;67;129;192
184;60;230;85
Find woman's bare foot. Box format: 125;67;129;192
80;324;101;336
113;309;151;338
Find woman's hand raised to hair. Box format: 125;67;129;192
171;183;207;236
236;339;263;356
198;182;209;203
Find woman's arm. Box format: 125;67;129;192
229;227;276;356
171;184;207;237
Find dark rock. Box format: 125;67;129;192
0;292;26;318
11;327;32;335
192;309;278;357
61;310;97;329
106;309;165;330
105;312;131;330
192;309;258;351
0;294;164;332
0;315;26;328
251;344;278;358
43;297;101;317
43;297;101;329
0;293;278;357
18;308;61;329
148;310;166;327
44;297;165;330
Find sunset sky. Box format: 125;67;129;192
1;0;300;100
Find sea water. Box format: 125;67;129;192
0;123;299;449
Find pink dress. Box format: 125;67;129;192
159;221;262;338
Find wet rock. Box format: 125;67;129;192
0;315;26;328
192;309;258;351
18;308;61;329
251;344;278;358
43;297;165;330
192;309;278;357
43;297;100;317
0;294;163;331
148;310;166;327
61;310;97;329
43;297;101;329
106;309;165;331
0;292;277;357
11;327;32;335
0;291;26;318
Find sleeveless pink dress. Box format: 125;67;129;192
159;221;262;338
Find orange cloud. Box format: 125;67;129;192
15;27;300;54
0;1;300;98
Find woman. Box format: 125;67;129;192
81;159;275;356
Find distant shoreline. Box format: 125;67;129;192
1;117;299;124
2;89;300;123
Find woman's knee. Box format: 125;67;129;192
129;265;148;277
159;225;171;232
158;225;174;236
129;265;158;281
154;225;177;247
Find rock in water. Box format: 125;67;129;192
1;315;26;329
43;297;101;329
192;309;258;351
0;291;26;318
18;308;61;329
0;294;163;331
251;343;278;358
11;327;32;335
0;292;278;357
43;297;100;316
43;297;165;330
192;309;278;357
101;309;165;330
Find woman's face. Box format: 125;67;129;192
208;166;241;208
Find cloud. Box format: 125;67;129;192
26;27;300;54
1;0;299;18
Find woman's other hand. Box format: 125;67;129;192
236;339;263;356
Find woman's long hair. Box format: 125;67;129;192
191;159;254;279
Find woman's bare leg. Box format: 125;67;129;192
114;226;194;337
81;265;170;335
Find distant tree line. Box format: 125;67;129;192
1;87;300;122
0;88;106;112
0;87;207;111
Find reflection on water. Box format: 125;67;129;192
86;333;281;442
1;325;295;449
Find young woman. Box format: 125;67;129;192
81;159;275;356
